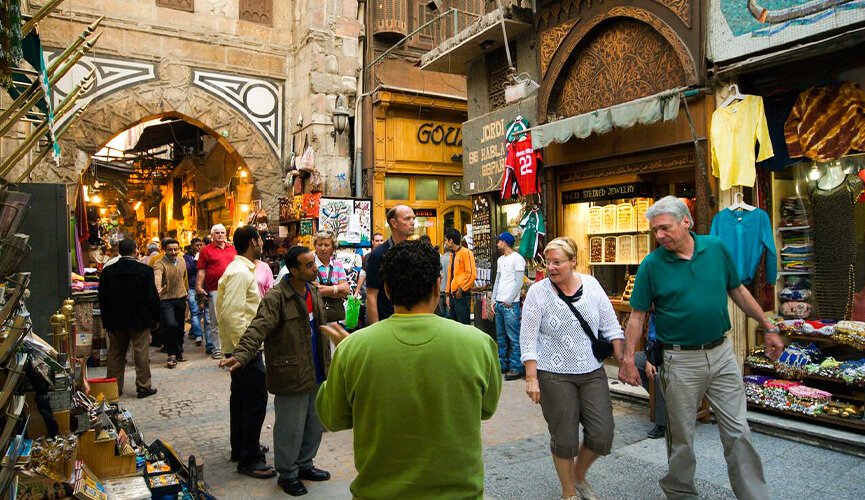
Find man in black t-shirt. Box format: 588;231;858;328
365;205;415;323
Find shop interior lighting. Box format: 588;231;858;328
133;201;142;210
808;163;821;181
238;168;249;179
90;193;102;205
240;203;250;213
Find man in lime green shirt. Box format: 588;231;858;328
317;240;502;499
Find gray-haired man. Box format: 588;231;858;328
618;195;784;500
196;223;237;359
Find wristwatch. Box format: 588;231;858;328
765;327;780;334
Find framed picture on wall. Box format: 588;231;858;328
319;198;373;247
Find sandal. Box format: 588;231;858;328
237;465;276;479
166;356;177;369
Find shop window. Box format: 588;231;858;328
239;0;273;25
156;0;194;12
446;177;468;200
416;178;440;201
385;176;409;200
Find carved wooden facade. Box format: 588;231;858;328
535;0;702;122
374;0;409;38
239;0;272;25
156;0;193;12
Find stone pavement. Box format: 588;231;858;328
89;343;865;499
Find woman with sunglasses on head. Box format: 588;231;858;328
314;230;351;323
520;237;624;500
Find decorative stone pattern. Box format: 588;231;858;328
539;6;697;121
192;70;283;159
654;0;690;27
537;0;584;31
239;0;272;25
156;0;194;13
550;19;686;118
44;50;158;129
540;18;578;78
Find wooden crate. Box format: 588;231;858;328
77;429;137;479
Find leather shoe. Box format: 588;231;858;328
504;370;524;381
137;387;157;399
277;477;308;496
298;467;330;481
647;425;665;439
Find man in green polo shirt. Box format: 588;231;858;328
618;196;784;500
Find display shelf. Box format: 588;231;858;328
589;262;641;266
777;225;811;232
747;403;865;433
747;364;865;389
778;271;811;275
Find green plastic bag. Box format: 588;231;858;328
345;296;361;330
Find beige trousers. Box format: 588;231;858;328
659;340;768;500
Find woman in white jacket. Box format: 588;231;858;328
520;236;624;500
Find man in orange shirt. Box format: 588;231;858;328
444;228;477;325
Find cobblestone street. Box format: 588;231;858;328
89;343;865;499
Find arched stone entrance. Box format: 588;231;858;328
28;59;285;223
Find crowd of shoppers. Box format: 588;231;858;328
97;194;784;499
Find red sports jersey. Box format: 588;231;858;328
500;132;541;200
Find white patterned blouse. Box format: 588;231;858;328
520;274;624;375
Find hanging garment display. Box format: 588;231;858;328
812;174;865;320
500;122;542;200
0;0;23;89
710;207;777;285
785;82;865;162
710;94;774;190
518;208;545;261
757;90;799;172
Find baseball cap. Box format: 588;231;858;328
498;232;515;246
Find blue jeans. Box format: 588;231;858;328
187;288;206;340
449;292;471;325
494;302;523;373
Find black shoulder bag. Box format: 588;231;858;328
552;282;613;362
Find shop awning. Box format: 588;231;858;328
419;7;532;75
530;87;688;149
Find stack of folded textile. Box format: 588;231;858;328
787;385;832;415
780;197;809;227
776;342;821;378
779;275;812;319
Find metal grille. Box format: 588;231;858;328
373;0;409;38
487;47;513;111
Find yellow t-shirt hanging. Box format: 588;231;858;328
710;95;774;191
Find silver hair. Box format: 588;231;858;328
644;195;692;223
146;242;159;252
210;223;226;234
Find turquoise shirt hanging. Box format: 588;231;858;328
709;207;777;285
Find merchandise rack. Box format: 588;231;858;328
746;328;865;433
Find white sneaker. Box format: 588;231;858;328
575;481;600;500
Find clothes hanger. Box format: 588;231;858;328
728;191;755;211
719;84;747;109
505;115;529;143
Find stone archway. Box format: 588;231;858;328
28;59;285;223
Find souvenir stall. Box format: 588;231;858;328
711;75;865;431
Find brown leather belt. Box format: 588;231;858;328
660;337;726;351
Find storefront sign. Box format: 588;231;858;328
462;97;537;195
562;182;652;204
414;209;437;217
417;123;462;146
708;0;865;63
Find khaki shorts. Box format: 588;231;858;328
538;368;615;458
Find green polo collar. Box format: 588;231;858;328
659;231;704;262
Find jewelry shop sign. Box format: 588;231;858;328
562;182;652;204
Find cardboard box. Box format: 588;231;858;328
77;429;137;479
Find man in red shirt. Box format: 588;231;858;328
196;223;237;359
